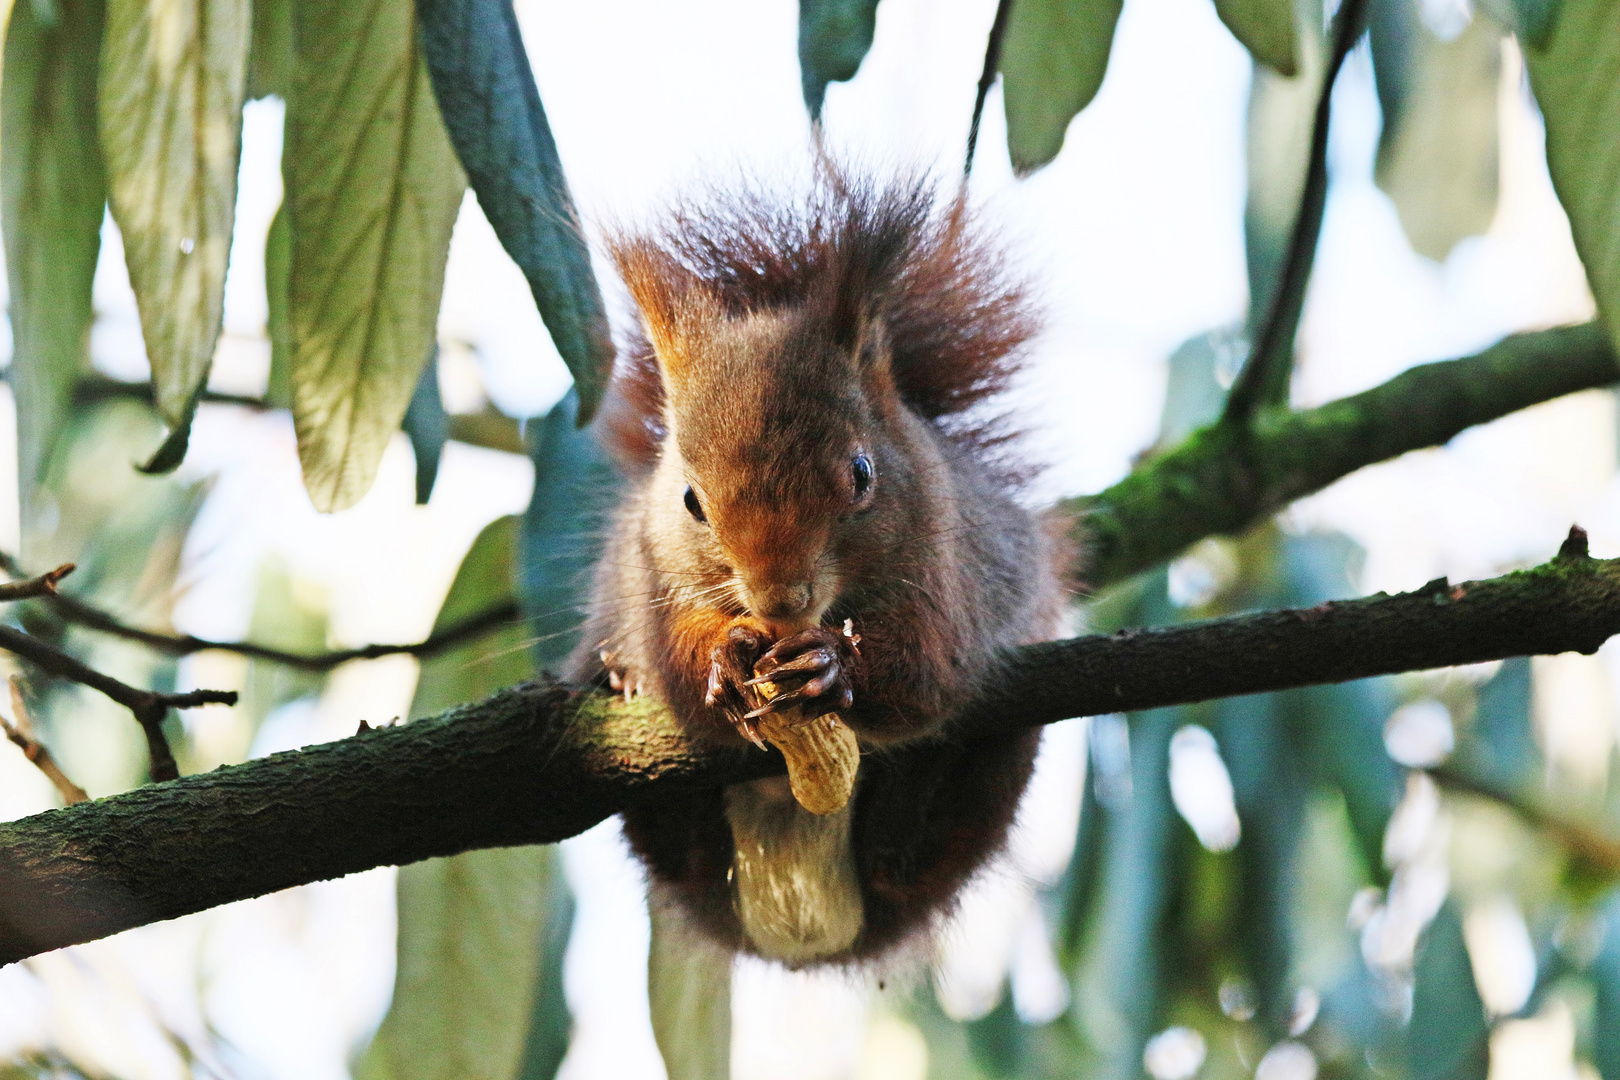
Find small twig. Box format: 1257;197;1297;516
1222;0;1371;423
964;0;1015;178
1432;763;1620;874
0;553;522;672
0;563;75;602
0;624;235;782
0;677;87;805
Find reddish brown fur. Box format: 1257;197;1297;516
570;167;1068;964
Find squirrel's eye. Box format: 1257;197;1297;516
851;452;874;499
683;485;707;524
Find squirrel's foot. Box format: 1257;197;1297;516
745;620;861;722
599;649;645;702
705;623;771;749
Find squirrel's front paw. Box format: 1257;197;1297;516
745;620;861;722
598;648;646;702
705;623;771;748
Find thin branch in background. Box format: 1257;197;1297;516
1221;0;1371;422
0;562;76;602
963;0;1015;177
0;551;523;671
0;624;235;782
0;676;87;805
1431;762;1620;873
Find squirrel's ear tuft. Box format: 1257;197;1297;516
610;237;702;379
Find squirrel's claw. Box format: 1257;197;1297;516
706;623;771;747
748;624;858;721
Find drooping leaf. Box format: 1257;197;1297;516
245;0;290;100
414;0;613;423
1375;14;1502;261
263;199;290;409
1522;0;1620;363
1213;0;1298;75
1;0;107;549
1244;0;1324;332
283;0;466;511
413;514;530;716
1508;0;1561;49
648;899;732;1080
1407;902;1489;1080
99;0;249;440
357;845;572;1080
514;863;574;1080
797;0;880;119
358;515;572;1080
402;348;447;505
135;379;205;474
999;0;1124;175
519;387;621;671
1461;656;1540;792
1592;888;1620;1079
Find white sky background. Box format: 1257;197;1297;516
0;0;1612;1076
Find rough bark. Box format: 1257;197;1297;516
4;541;1618;964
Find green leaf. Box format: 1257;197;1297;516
402;348;446;505
1523;0;1620;363
99;0;249;435
797;0;880;118
519;387;621;671
648;900;732;1080
1509;0;1561;49
999;0;1124;175
1;0;107;544
135;378;205;474
415;0;613;423
245;0;290;100
1407;902;1489;1080
1375;14;1502;261
283;0;466;511
1213;0;1298;75
1592;888;1620;1079
358;517;571;1080
264;199;291;408
357;845;572;1080
413;514;531;717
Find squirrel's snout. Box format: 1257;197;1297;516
750;580;814;620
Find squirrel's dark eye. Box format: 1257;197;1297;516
851;452;874;500
684;485;707;524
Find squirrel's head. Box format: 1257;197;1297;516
625;263;906;636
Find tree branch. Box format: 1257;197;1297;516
1076;322;1619;589
1223;0;1369;420
3;537;1619;964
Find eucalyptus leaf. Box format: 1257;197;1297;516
264;200;290;409
245;0;290;100
358;514;572;1080
1592;888;1620;1079
798;0;880;119
358;845;571;1080
136;379;204;474
100;0;249;433
283;0;466;511
519;387;621;671
402;347;447;505
999;0;1124;175
648;899;732;1080
1213;0;1298;76
415;0;613;423
1375;14;1502;261
1522;0;1620;363
1407;902;1489;1080
1;0;107;547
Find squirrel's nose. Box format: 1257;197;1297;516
750;581;814;621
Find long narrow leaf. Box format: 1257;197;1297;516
798;0;880;119
283;0;466;511
414;0;613;422
999;0;1123;175
1;0;107;544
99;0;250;439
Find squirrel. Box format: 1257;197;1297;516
568;168;1069;968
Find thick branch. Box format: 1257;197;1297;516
1077;322;1619;588
4;541;1620;963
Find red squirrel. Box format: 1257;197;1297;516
569;169;1068;967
